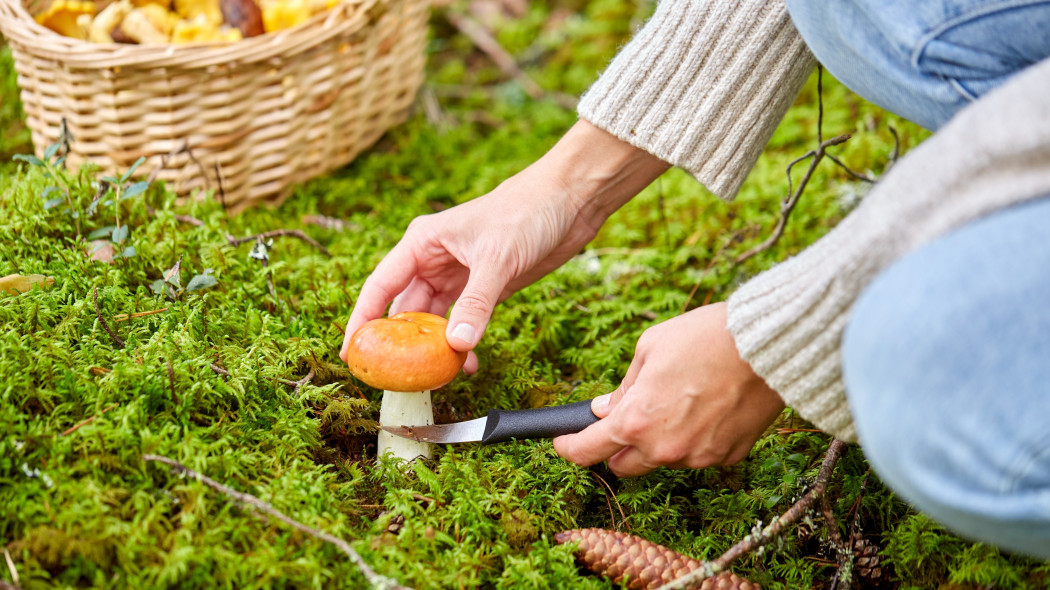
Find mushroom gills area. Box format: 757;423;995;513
378;390;434;461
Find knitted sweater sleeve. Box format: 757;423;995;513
726;57;1050;442
577;0;815;201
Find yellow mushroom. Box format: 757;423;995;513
137;4;178;34
260;0;310;32
171;14;242;42
308;0;340;13
89;0;132;43
121;6;173;43
35;0;95;40
173;0;222;26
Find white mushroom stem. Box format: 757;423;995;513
378;390;433;461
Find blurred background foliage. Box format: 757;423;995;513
2;0;1048;588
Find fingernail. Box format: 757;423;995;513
592;393;610;414
450;323;476;346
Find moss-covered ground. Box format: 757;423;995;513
2;1;1049;588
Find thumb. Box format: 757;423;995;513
590;381;629;419
446;270;505;351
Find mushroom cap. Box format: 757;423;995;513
345;312;467;391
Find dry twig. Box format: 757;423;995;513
143;454;410;590
445;11;541;97
820;494;847;551
444;11;576;109
93;287;125;348
733;132;850;265
591;471;627;531
654;439;848;590
278;368;316;395
226;229;332;257
114;308;169;322
167;359;178;405
887;126;901;165
61;403;119;436
735;66;857;265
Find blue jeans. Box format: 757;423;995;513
786;0;1050;130
841;198;1050;559
788;0;1050;558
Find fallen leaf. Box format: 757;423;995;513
0;274;55;296
89;239;116;263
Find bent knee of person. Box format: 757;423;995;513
843;302;1050;558
841;201;1050;557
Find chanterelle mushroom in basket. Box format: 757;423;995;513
345;312;467;462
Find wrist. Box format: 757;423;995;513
538;119;670;226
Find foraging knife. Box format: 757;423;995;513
381;399;600;444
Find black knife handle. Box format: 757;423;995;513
481;400;600;444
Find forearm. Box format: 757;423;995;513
538;119;670;229
579;0;814;201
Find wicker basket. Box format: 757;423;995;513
0;0;428;213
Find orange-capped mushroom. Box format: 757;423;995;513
345;311;466;392
345;312;466;462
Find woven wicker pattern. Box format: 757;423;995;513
0;0;428;212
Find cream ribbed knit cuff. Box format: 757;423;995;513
577;0;815;201
727;57;1050;442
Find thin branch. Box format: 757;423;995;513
444;11;576;110
114;308;169;322
226;230;332;258
175;214;205;227
213;163;227;212
887;126;901;165
167;359;178;405
420;87;451;132
445;11;542;98
61;403;119;436
655;439;848;590
278;368;316;396
820;494;847;551
93;287;125;349
826;153;875;183
201;297;209;342
591;471;627;531
143;454;410;590
816;65;824;145
733;134;851;265
144;204;205;227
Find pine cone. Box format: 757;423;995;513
852;536;883;585
554;528;760;590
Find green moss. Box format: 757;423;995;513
0;10;1044;589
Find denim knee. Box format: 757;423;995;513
842;198;1050;558
785;0;1050;129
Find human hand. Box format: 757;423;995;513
552;302;785;477
340;120;669;369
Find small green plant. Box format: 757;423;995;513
84;155;150;260
150;255;219;299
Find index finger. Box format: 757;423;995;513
340;247;418;360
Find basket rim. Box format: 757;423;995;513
0;0;386;68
